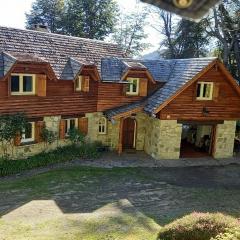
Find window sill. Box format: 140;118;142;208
20;141;36;146
11;93;36;96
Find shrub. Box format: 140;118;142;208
213;228;240;240
0;143;101;177
68;128;85;145
158;212;240;240
41;127;57;146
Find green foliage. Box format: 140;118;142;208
0;144;101;177
174;19;209;58
26;0;118;40
111;11;150;57
63;0;118;40
0;113;28;157
212;228;240;240
26;0;65;33
158;212;240;240
68;128;85;145
41;127;57;145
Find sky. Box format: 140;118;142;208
0;0;161;54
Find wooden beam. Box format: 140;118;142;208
177;120;224;125
118;117;124;155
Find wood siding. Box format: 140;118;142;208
0;63;98;117
158;66;240;121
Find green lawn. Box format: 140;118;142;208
1;166;240;240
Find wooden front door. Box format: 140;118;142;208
122;117;136;150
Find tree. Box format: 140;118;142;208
26;0;65;33
151;10;178;58
63;0;118;40
174;19;209;58
111;11;150;57
206;1;240;82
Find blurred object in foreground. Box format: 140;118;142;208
141;0;220;20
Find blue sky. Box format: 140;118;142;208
0;0;161;54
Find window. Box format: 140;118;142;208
76;76;83;91
21;122;35;143
126;78;139;95
11;74;35;95
98;117;107;134
64;118;78;136
196;82;213;100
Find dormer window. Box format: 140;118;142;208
196;82;213;100
75;75;90;92
126;78;139;95
11;74;35;95
76;75;83;91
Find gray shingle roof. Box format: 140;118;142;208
0;52;16;78
140;0;220;20
104;100;146;120
101;58;173;82
60;57;95;80
0;26;124;79
144;57;217;114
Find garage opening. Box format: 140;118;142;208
180;124;216;158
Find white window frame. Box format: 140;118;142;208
11;74;36;95
21;122;35;143
196;82;214;100
98;117;107;135
126;78;139;96
64;118;78;136
76;75;83;91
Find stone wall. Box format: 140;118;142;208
135;113;148;150
213;121;236;158
144;119;182;159
86;112;120;150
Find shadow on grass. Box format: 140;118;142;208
1;165;240;227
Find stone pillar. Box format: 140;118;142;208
213;121;236;158
43;116;61;134
135;113;148;150
145;119;182;160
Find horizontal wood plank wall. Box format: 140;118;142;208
158;66;240;121
0;64;98;117
97;82;142;111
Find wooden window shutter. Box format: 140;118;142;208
82;76;90;92
14;132;21;146
36;74;47;97
78;117;88;135
59;120;66;139
213;83;220;101
122;84;127;95
139;79;148;96
35;121;45;143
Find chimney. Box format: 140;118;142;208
32;24;49;32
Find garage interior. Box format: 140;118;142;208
180;123;215;158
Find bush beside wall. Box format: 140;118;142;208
0;143;101;177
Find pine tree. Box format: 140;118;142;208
174;19;209;58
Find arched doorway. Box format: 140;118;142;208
122;117;136;150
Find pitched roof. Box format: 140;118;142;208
144;57;217;115
0;52;16;78
104;57;217;119
104;100;146;120
0;26;124;79
101;58;172;82
140;0;220;20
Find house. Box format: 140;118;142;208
0;26;240;159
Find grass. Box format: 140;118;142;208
1;166;240;240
